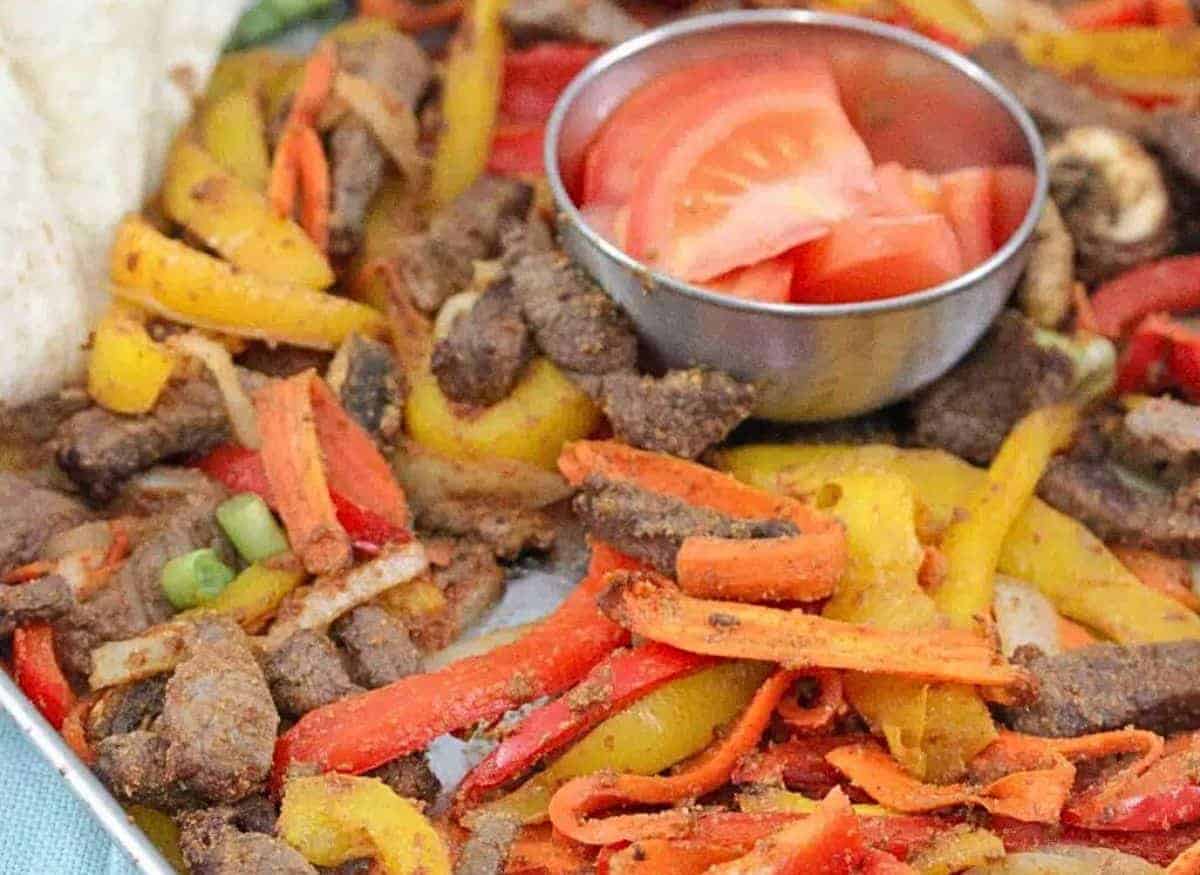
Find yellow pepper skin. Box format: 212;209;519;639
480;661;772;824
162;137;333;289
907;826;1005;875
936;405;1078;631
87;303;176;415
280;774;451;874
718;444;1200;643
205;49;290;104
895;0;989;46
431;0;509;208
204;561;305;632
199;89;271;192
110;216;383;351
126;805;187;872
406;357;600;470
823;474;996;783
738;788;890;818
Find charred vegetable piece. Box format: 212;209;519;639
162;548;236;610
217;493;289;562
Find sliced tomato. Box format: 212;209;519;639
707;255;795;303
580;56;765;208
939;168;995;269
991;165;1037;249
869;162;941;217
578;202;628;248
624;58;876;282
500;43;602;124
791;213;964;304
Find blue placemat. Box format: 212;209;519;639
0;713;138;875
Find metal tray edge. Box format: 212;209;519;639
0;671;175;875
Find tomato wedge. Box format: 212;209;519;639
991;165;1037;249
623;58;876;283
707;254;795;303
869;162;940;217
939;167;995;269
791;213;963;304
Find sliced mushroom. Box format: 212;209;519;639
1018;199;1074;328
1048;126;1173;284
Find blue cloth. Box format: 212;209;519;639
0;713;139;875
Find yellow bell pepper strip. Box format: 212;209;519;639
406;358;600;470
822;473;997;783
86;303;176;415
205;49;290;104
478;660;772;825
935;405;1079;631
164;135;333;288
109;216;383;350
717;443;1200;644
599;569;1030;693
279;774;450;874
906;825;1005;875
204;559;306;633
271;543;637;792
199;88;271;191
126;806;187;872
737;788;891;819
892;0;989;49
430;0;508;208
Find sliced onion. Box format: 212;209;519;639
89;620;193;690
966;845;1162;874
993;575;1061;658
42;522;112;562
334;71;425;184
170;332;260;449
422;623;533;672
396;442;573;510
433;291;480;340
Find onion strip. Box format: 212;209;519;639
170;332;260;449
334;72;425;184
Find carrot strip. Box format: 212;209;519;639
602;839;742;875
598;571;1031;693
292;125;331;252
559;441;838;533
507;824;596;874
269;129;300;219
1057;616;1097;650
2;561;54;584
675;531;845;603
290;41;337;128
309;376;409;529
776;671;844;734
360;0;465;30
547;669;797;845
255;374;352;575
1113;546;1200;612
61;695;96;766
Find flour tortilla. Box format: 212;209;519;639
0;0;244;403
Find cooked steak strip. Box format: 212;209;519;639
332;605;421;688
369;753;441;807
432;279;533;406
0;575;71;639
574;477;797;574
397;177;533;313
910;310;1075;465
88;676;167;743
160;617;279;804
327;333;405;447
595;369;757;461
454;813;521;875
56;378;233;504
1111;397;1200;490
508;248;638;375
0;473;89;574
502;0;644;45
263;629;363;718
1000;642;1200;737
414;499;557;562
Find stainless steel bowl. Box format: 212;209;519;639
544;11;1048;421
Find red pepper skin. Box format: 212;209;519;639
1090;255;1200;338
487;123;546;176
1115;317;1173;395
195;445;407;551
271;543;640;791
1169;330;1200;402
458;642;718;805
732;735;876;802
500;43;602;123
13;622;76;730
1062;0;1152;29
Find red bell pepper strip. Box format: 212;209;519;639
457;642;718;805
486;123;545;176
13;622;76;730
731;735;876;802
1090;255;1200;338
1115;315;1174;395
1172;336;1200;402
500;43;602;123
195;444;408;552
1063;0;1152;29
271;542;640;791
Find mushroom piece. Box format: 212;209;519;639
1048;126;1173;285
1018;199;1074;328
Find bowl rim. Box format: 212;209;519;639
543;9;1049;319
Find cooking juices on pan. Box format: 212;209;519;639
575;54;1036;305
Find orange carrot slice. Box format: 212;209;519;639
293;125;331;252
548;669;798;845
598;571;1031;692
675;531;845;603
255;373;352;575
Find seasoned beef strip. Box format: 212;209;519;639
327;333;405;447
396;177;533;313
595;369;757;460
413;499;557;561
454;812;521;875
0;473;89;574
0;575;71;639
502;0;644;45
332;605;421;688
432;280;533;406
910;310;1075;465
263;629;363;718
192;831;316;875
56;378;233;504
160;617;279;804
178;798;309;875
1000;642;1200;737
369;753;441;807
507;248;638;375
55;489;230;679
1110;397;1200;490
573;477;797;574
